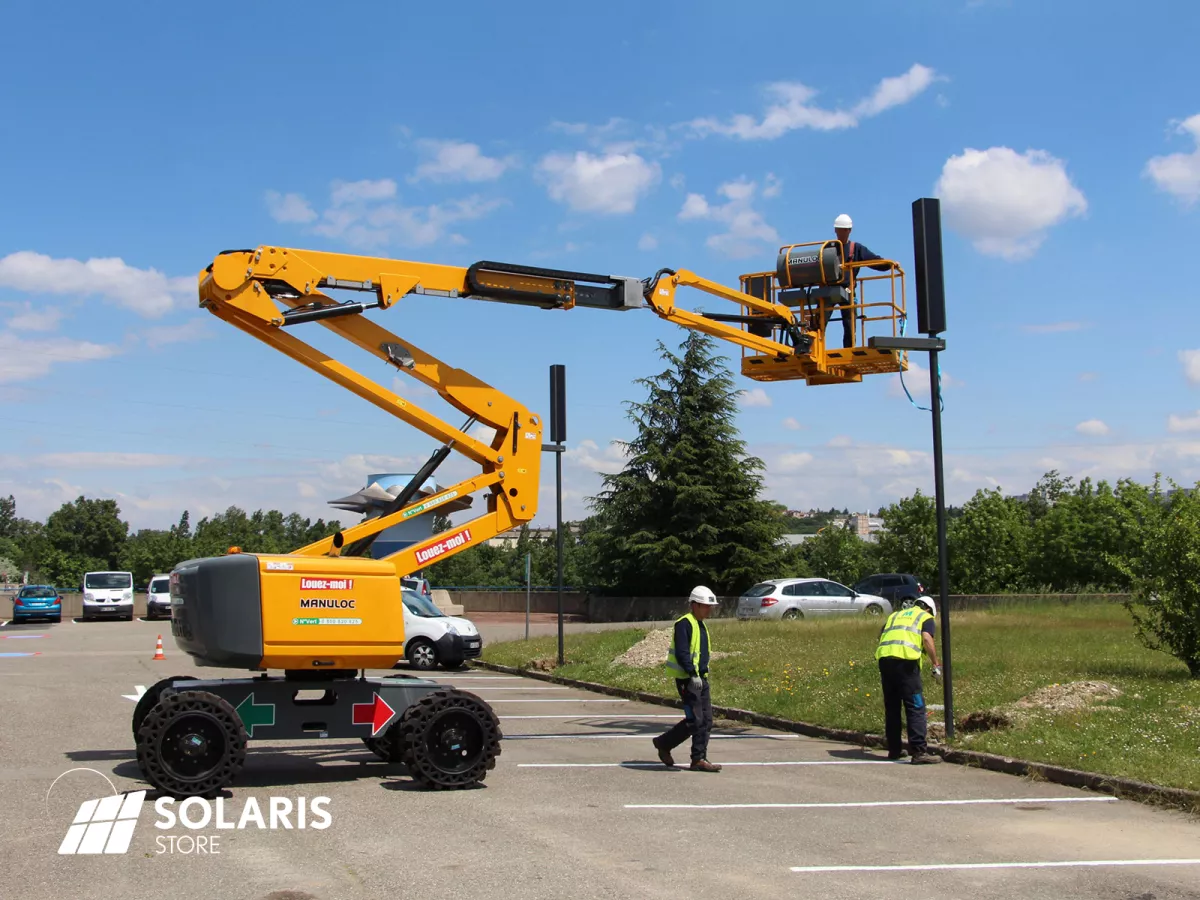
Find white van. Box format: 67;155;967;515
400;588;482;671
81;570;135;621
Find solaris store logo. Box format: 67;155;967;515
52;768;331;856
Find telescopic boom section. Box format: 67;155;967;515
197;246;812;577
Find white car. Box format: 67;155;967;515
737;577;893;620
401;588;482;670
146;574;172;619
81;570;135;621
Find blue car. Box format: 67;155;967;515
12;584;62;623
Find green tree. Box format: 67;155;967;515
585;333;787;596
948;488;1032;593
1113;477;1200;676
1027;478;1136;590
874;491;938;587
800;523;867;586
37;496;129;586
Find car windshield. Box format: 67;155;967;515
149;579;169;594
20;587;56;598
85;573;132;589
743;583;778;597
402;589;445;618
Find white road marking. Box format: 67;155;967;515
520;761;896;768
789;859;1200;873
457;686;570;691
122;685;147;702
629;797;1118;810
486;699;630;704
501;714;678;720
506;733;801;740
0;620;9;627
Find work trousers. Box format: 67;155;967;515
819;294;855;348
878;657;927;756
657;677;713;762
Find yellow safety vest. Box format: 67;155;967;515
875;607;932;662
665;612;707;678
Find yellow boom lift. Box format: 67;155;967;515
132;241;906;798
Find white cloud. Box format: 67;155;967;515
887;360;960;399
935;147;1087;259
536;151;661;214
0;332;122;383
676;177;779;259
1021;321;1089;334
411;140;514;183
1168;411;1200;433
0;251;187;317
782;416;803;431
1144;114;1200;205
1075;419;1110;436
6;302;65;332
0;452;193;470
1078;372;1098;382
564;438;630;475
330;178;397;205
141;321;213;346
688;64;938;140
762;173;783;198
1181;349;1200;385
739;387;772;407
278;177;504;249
264;190;317;224
637;233;658;251
777;452;814;472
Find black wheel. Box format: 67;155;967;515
51;616;61;624
132;675;198;741
441;660;467;671
136;690;246;798
863;604;885;617
406;638;438;671
781;608;802;621
361;735;406;762
396;689;502;789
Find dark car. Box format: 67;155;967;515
852;573;925;607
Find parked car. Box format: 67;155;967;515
400;575;433;600
81;570;135;621
146;574;172;619
737;577;892;620
852;573;925;608
12;584;62;623
400;588;482;670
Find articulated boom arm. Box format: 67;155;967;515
197;245;852;577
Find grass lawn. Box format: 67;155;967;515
482;601;1200;794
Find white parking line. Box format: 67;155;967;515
486;699;630;704
628;797;1119;810
501;714;678;720
0;620;9;627
520;761;896;768
506;733;801;740
458;686;570;691
790;859;1200;873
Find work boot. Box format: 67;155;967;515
910;752;943;765
690;759;722;773
652;737;675;768
888;750;909;761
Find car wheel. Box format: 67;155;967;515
407;638;438;671
781;608;802;621
863;604;884;616
52;616;61;624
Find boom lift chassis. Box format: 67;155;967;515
130;245;906;798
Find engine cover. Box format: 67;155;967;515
170;552;407;670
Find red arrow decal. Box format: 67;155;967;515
352;692;396;737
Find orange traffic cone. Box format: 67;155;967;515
153;635;166;661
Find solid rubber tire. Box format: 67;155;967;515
136;689;246;798
396;689;501;789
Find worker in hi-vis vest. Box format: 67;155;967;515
653;586;722;772
874;596;943;764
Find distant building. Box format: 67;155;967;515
486;524;581;549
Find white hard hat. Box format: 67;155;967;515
834;214;853;229
689;585;719;606
916;596;937;617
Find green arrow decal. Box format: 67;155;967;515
235;693;276;737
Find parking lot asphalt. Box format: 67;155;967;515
3;616;1200;900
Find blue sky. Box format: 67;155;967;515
2;0;1199;531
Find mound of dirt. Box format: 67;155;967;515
613;628;741;669
954;680;1123;735
1010;680;1122;714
